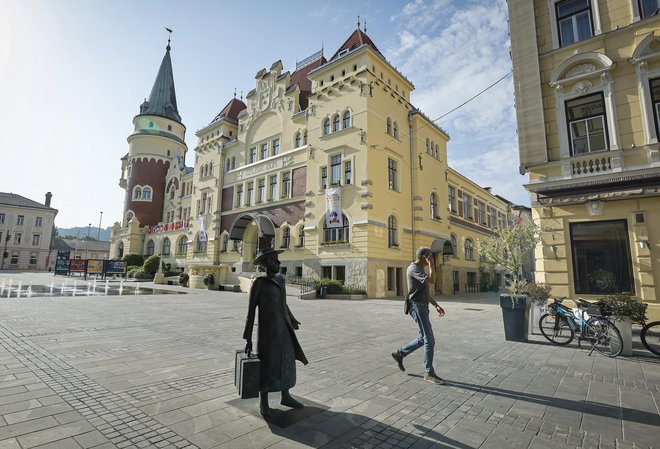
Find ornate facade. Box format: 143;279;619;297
111;27;521;297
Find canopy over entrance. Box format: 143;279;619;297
228;213;276;241
430;236;454;258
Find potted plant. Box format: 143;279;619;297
522;281;552;335
598;293;647;356
178;272;189;287
479;220;541;342
203;273;215;290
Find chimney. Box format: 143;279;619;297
45;192;52;207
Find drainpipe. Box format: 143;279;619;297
409;108;415;260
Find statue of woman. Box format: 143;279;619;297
243;247;308;416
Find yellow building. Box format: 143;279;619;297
508;0;660;319
112;26;520;297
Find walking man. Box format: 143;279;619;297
392;246;446;384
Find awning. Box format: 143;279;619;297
228;213;276;241
430;236;454;257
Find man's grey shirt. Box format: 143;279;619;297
407;262;429;303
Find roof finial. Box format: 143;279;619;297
364;19;367;33
164;26;173;51
240;90;243;102
234;87;237;98
357;14;360;29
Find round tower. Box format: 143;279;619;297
123;40;187;227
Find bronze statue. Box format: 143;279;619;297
243;247;308;416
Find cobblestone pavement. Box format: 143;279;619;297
1;272;659;449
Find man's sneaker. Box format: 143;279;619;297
424;373;445;385
391;352;405;372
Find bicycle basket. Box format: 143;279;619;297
585;301;612;317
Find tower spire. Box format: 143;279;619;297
165;27;173;51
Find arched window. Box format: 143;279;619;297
162;237;171;256
323;214;349;243
323;118;331;135
29;254;37;265
178;236;188;255
295;132;301;147
343;110;351;129
465;238;474;260
169;185;176;200
133;186;142;200
386;117;392;135
209;162;213;175
303;130;308;145
451;234;458;258
117;242;124;259
298;227;305;247
231;157;236;169
393;121;399;139
281;227;290;249
426;138;430;154
388;215;398;247
10;253;18;265
332;114;340;132
226;159;231;172
196;233;207;251
146;240;155;256
142;187;152;201
435;144;439;158
430;193;439;220
126;212;134;223
222;235;228;252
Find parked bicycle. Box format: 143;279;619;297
640;321;660;356
539;297;623;357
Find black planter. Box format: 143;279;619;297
500;295;530;342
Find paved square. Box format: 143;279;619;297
1;273;659;448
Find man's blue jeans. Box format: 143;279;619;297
397;301;435;374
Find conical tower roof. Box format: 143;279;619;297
137;44;182;122
329;28;383;61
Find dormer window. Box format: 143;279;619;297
338;49;349;58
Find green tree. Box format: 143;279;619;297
478;221;541;295
122;253;144;267
143;255;161;275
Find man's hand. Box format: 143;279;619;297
435;305;445;317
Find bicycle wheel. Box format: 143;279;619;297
585;317;622;357
539;313;574;345
640;321;660;357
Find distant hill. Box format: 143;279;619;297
57;226;112;242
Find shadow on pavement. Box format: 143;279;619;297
445;380;660;427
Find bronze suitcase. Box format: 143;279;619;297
234;350;260;399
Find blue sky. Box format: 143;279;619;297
0;0;526;228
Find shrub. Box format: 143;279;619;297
179;272;189;287
522;281;552;306
315;278;344;294
143;255;161;275
126;265;142;273
599;294;647;325
134;270;154;280
127;268;142;279
165;268;182;277
122;253;144;267
203;273;215;286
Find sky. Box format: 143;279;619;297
0;0;527;229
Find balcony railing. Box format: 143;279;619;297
562;152;623;178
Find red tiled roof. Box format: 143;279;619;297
211;98;247;124
288;56;327;110
330;29;382;61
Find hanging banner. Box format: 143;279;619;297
325;187;342;228
198;216;207;242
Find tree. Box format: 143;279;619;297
143;255;161;275
479;220;541;295
122;253;144;267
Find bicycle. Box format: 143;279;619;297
640;321;660;356
539;297;623;357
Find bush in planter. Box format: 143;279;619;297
599;294;647;325
134;270;154;280
179;272;189;287
522;281;552;306
203;273;215;286
143;255;161;275
315;278;343;294
122;253;144;268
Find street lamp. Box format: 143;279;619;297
1;232;10;270
97;211;103;241
85;223;91;259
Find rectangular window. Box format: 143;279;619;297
388;159;398;190
335;266;345;283
321;167;328;189
269;175;277;200
566;93;607;155
322;266;332;279
249;147;257;163
236;184;243;207
344;160;352;185
0;213;4;224
330;155;342;185
463;195;473;220
257;178;265;203
35;217;42;227
281;172;291;198
467;272;477;286
272;138;280;156
448;186;457;213
32;234;40;246
570;220;634;295
498;212;505;229
17;215;24;225
246;182;254;206
638;0;660;19
260;143;268;160
556;0;593;47
478;201;487;225
14;233;22;244
651;77;660;139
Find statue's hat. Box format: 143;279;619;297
253;247;284;266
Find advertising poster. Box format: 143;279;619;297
87;260;104;274
104;260;127;275
70;259;87;273
54;255;70;276
325;187;342;228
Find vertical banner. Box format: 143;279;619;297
198;216;207;241
325;187;342;228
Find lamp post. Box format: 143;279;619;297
85;223;91;260
97;211;103;241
